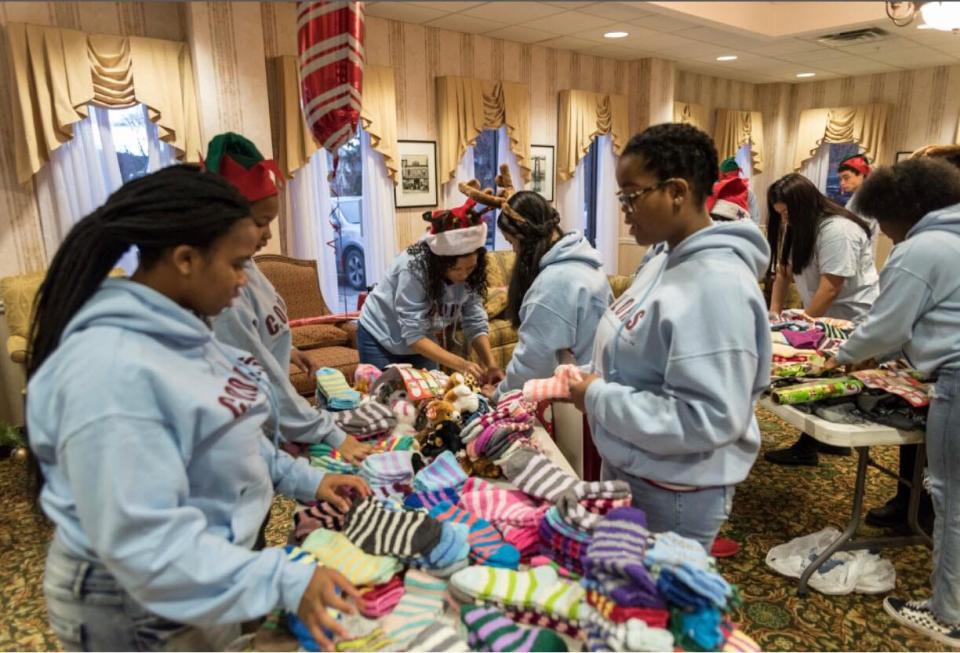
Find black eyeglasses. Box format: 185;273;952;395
616;178;678;214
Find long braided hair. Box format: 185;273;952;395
26;165;252;494
497;191;563;327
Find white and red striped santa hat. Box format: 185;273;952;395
706;176;750;222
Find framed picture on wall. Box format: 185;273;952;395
895;150;913;163
395;140;438;208
527;144;555;202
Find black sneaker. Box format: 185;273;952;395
764;434;819;466
866;497;908;528
884;597;960;648
817;443;852;456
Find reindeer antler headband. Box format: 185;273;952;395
457;163;527;224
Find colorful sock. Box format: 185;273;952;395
316;367;362;409
461;605;568;652
502;448;579;501
459;477;549;528
644;531;711;570
522;364;583;403
369;482;414;501
586;507;652;587
404;487;461;510
334;401;396;436
721;622;762;653
342;496;443;557
414;450;468;491
301;529;402;586
361;451;415;486
657;564;731;610
294;500;349;540
578;495;632;516
585;590;670;626
381;570;447;650
450;565;580;617
335;627;392;652
407;621;469;652
669;606;724;651
359;576;405;618
354;363;383;388
502;607;585;640
423;521;471;568
583;606;675;652
428;501;519;568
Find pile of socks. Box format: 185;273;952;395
428;501;520;568
300;528;402;586
333;400;396;438
316;367;362;410
460;390;539;464
450;565;586;626
461;604;568;652
458;477;549;561
380;570;449;650
539;506;593;575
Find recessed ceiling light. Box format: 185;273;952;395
917;23;933;29
604;31;629;39
796;72;816;78
716;55;738;61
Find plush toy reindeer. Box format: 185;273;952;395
457;163;526;224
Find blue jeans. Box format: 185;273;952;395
601;462;734;552
927;368;960;623
44;536;239;651
356;324;437;371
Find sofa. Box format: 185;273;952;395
452;250;634;368
254;254;359;397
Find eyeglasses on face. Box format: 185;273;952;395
616;178;679;213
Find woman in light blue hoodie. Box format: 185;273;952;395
569;123;772;551
485;190;612;401
26;166;368;651
830;157;960;647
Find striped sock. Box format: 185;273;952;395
341;497;443;557
502;449;579;501
404;487;461;510
428;501;519;568
407;622;469;652
414;450;468;491
450;565;556;609
381;570;447;650
335;627;392;652
300;529;402;586
361;451;415;486
461;605;568;652
522;364;583;403
359;576;405;618
459;477;549;529
294;500;350;540
333;401;396;436
316;367;362;408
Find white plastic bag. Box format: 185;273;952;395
765;527;896;595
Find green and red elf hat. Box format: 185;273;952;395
838;153;871;177
202;132;283;202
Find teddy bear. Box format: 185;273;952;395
443;373;480;416
424;399;461;427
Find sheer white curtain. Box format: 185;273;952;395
285;150;341;310
35;104;172;274
735;144;752;180
360;128;397;285
442;147;475;210
556;156;586;234
493;125;523;251
593;135;619;274
800;142;831;192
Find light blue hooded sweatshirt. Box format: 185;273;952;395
839;203;960;374
584;222;772;487
494;232;612;400
214;261;346;446
359;248;489;355
28;279;324;625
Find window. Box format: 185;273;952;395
472;129;499;250
735;144;752;181
106;105;151;183
825;142;860;205
326;133;365;307
581;139;600;246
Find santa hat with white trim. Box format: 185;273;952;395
421;198;489;256
706;176;751;222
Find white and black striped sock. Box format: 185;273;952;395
407;621;469;652
342;497;444;558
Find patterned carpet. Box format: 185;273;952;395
0;409;945;651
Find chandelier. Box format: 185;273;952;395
887;1;960;31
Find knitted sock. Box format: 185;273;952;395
407;622;469;652
450;565;556;609
583;606;675;652
335;627;392;652
361;451;415;486
422;521;471;568
461;605;568;652
380;570;447;650
294;500;350;540
586;507;652;587
502;607;585;640
316;367;362;409
502;449;579;501
359;576;404;618
522;364;583;403
301;529;402;586
414;450;468;491
404;487;462;510
721;623;762;653
428;501;519;568
369;482;414;501
334;401;396;436
585;590;670;626
644;531;711;570
529;576;586;623
341;496;443;557
669;606;724;651
657;565;731;610
459;477;549;528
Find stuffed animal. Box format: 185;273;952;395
390;399;419;439
443;374;480;415
420;421;463;458
424;399;461;426
458;452;501;479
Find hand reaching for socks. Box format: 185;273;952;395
316;474;371;512
340;436;374;464
297;567;361;651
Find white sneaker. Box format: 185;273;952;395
884;596;960;648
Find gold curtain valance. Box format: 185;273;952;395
714;109;765;173
674;101;709;132
436;75;531;184
557;89;628;182
793;103;889;170
7;22;201;184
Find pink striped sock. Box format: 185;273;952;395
459;477;549;528
522;365;583;403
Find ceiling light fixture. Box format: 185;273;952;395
887;1;960;31
796;72;816;78
604;31;629;39
716;55;738;61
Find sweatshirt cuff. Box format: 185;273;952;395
286;459;326;504
584;378;610;418
279;554;317;614
325;425;347;448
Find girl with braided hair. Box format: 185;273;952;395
26;165;367;651
489;190;611;401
